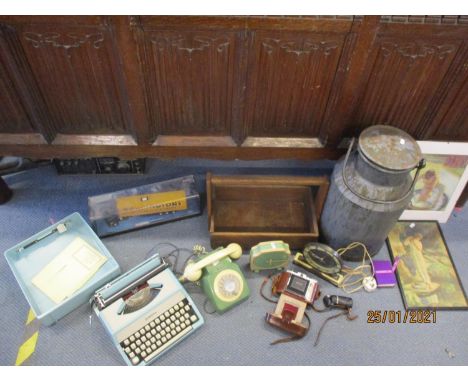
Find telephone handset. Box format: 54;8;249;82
181;243;250;313
181;243;242;282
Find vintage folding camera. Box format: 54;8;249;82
181;243;250;314
266;270;320;337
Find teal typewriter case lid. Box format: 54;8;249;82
4;212;121;326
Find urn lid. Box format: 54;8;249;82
358;125;422;171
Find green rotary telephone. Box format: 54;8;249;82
180;243;250;314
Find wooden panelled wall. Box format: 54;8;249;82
0;16;467;160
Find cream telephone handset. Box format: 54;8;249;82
181;243;250;313
181;243;242;282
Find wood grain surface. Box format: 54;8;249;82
0;16;466;159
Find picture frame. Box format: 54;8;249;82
387;221;468;310
399;141;468;223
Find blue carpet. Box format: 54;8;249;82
0;159;467;365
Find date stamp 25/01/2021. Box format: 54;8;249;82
367;310;436;324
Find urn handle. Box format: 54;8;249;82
342;138;426;204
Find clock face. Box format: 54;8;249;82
254;253;288;269
303;243;341;274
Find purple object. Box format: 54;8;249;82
373;259;399;288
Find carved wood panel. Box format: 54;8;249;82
243;31;345;144
423;44;468;141
138;29;239;144
17;23;134;141
0;16;467;160
433;94;468;141
0;24;52;144
351;37;462;138
0;46;35;135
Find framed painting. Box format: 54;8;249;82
399;141;468;223
387;221;468;310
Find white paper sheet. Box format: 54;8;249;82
32;237;107;303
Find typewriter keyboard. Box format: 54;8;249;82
119;298;200;365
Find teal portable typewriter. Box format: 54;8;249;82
92;255;204;366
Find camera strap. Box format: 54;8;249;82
260;275;279;304
313;307;357;347
269;312;311;345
